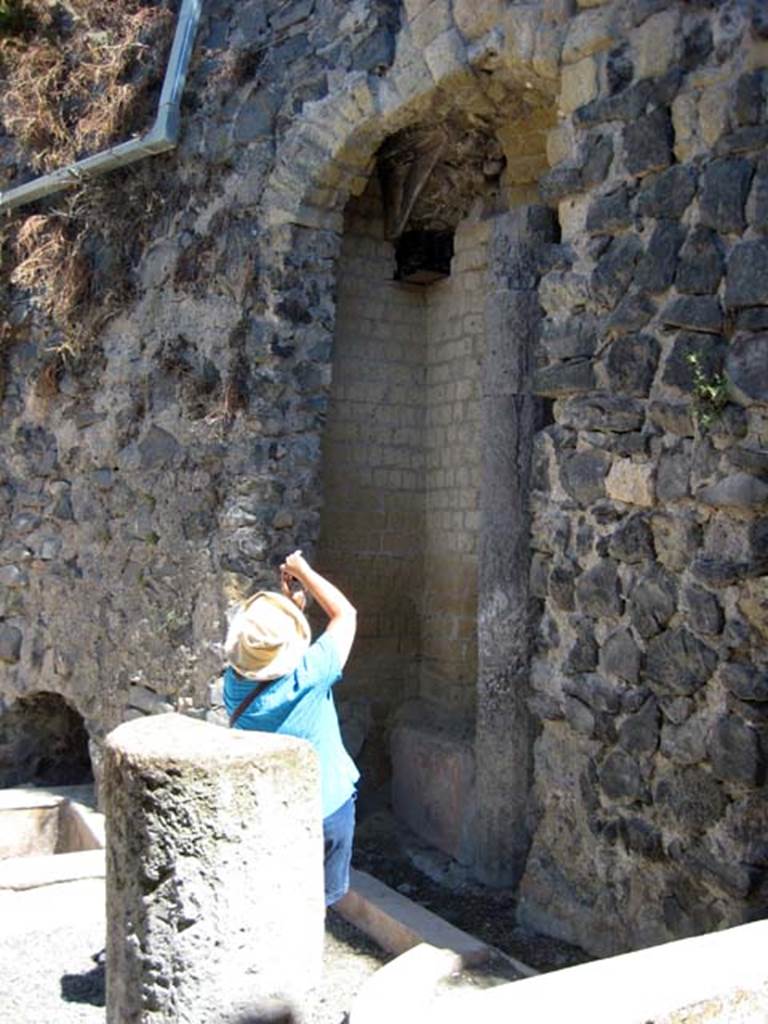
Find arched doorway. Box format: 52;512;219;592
0;691;93;788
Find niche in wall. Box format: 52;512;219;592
0;691;93;787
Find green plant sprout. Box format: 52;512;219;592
686;351;729;428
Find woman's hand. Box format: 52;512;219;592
280;551;309;611
281;550;311;583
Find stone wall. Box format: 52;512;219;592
519;0;768;955
0;0;766;960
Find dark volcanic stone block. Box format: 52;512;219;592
560;450;610;505
656;448;690;502
598;749;648;801
549;561;578;611
564;673;622;714
630;567;678;638
533;360;596;397
624;108;673;176
591;235;643;309
655;767;727;830
699;158;754;234
575;559;623;618
734;70;766;127
604;333;660;397
660;295;723;334
721;663;768;703
539;165;582;203
540;318;597;360
575;80;655;127
736;307;768;332
697;473;768;510
600;628;641;683
608;513;654;563
0;624;22;663
648;400;694;437
708;715;764;785
681;19;713;70
662;331;725;391
558;394;645;432
747;156;768;232
683;585;724;636
619;697;660;755
564;622;599;674
675;226;724;295
715;125;768;157
726;333;768;403
636;165;697;219
726;241;768;307
644;627;718;696
635;221;685;293
606;290;658;336
582;133;614;188
586;186;632;235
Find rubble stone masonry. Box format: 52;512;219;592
1;0;767;957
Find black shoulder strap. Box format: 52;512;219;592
229;679;273;728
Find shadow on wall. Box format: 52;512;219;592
0;691;93;787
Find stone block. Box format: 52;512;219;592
0;624;22;663
562;7;615;64
391;718;476;864
729;329;768;405
635;221;685;294
606;458;655;507
631;8;679;81
708;715;763;786
559;56;598;114
575;559;623;618
661;296;723;335
697;473;768;511
424;27;467;82
623;108;673;176
586;185;631;234
725;242;768;309
699;158;754;235
675;226;724;295
644;628;718;697
452;0;503;40
746;156;768;232
409;0;452;49
634;155;697;219
559;449;610;505
533;359;595;397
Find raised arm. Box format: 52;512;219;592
280;551;357;669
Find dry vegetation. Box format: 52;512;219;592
0;0;177;390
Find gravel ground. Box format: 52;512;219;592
0;879;388;1024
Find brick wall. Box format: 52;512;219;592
318;190;426;730
320;207;488;731
420;222;488;714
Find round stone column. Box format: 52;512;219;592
103;713;323;1023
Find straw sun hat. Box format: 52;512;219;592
225;591;311;681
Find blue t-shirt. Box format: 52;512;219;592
223;631;359;819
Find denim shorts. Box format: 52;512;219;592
323;793;356;906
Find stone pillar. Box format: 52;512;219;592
473;207;556;887
103;713;323;1023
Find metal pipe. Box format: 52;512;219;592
0;0;203;214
